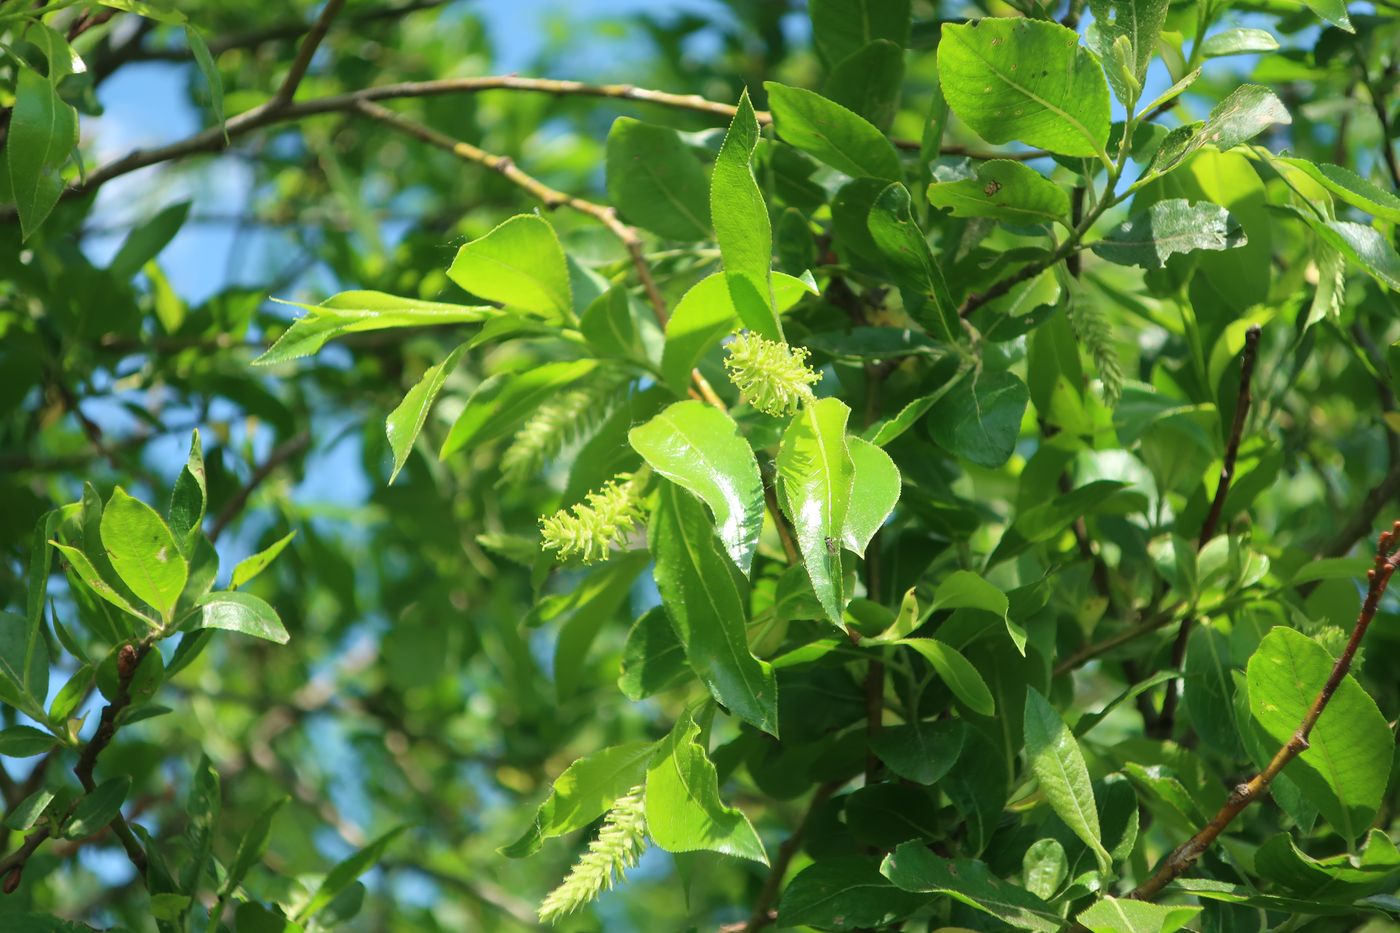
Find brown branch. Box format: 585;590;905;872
208;431;311;543
1052;603;1181;677
729;781;840;933
273;0;347;106
350;100;669;326
1130;520;1400;901
1156;325;1262;735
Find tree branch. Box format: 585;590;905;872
273;0;346;106
1130;519;1400;900
208;431;311;543
729;781;840;933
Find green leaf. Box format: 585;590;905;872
1200;27;1279;57
619;607;689;701
109;200;190;280
1024;687;1111;873
1087;0;1168;103
1076;896;1201;933
294;826;404;923
502;741;655;858
809;0;909;67
711;89;780;340
5;789;55;831
66;776;131;839
1091;199;1247;268
606;117;710;241
0;613;47;720
29;23;83;83
181;755;220;903
802;327;946;362
866;182;960;343
439;359;597;458
1247;626;1392;840
928;369;1029;468
1022;838;1067;900
167;429;207;551
870;719;964;784
580;285;647;361
3;68;79;239
644;713;768;864
50;543;152;628
1255;830;1400;902
896;639;995;715
254;292;494;364
1304;217;1400;291
841;437;900;556
927;160;1070;227
551;552;649;698
446;214;572;320
386;343;468;482
777;397;855;625
938;19;1111;162
97;0;186;24
1277;158;1400;223
764;82;902;182
1298;0;1352;31
101;487;187;621
224;798;288;896
660;271;815;393
231;531;297;590
778;857;931;930
1147;85;1290;178
0;725;59;757
882;846;1061;932
185;26;226;141
630;401;765;575
199;591;290;644
650;481;778;735
1181;623;1242;757
824;39;905;132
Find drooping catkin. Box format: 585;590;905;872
538;475;642;564
537;786;647;923
723;331;821;416
1068;296;1124;406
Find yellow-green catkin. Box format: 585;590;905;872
723;331;821;416
538;786;647;923
539;475;642;563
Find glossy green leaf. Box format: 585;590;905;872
809;0;910;67
765;82;902;181
1024;688;1111;872
606;118;710;241
897;638;995;715
446;215;572;320
1299;0;1352;31
502;741;655;858
4;68;79;239
867;182;960;342
224;798;288;895
294;827;405;923
101;487;187;621
660;271;816;393
29;23;83;84
778;857;931;930
50;543;151;627
1076;896;1201;933
882;846;1061;932
711;90;780;340
1278;158;1400;223
1147;85;1290;177
1200;27;1279;57
618;607;689;701
439;359;597;458
870;718;964;784
650;481;778;735
66;776;131;839
109;200;191;280
1305;217;1400;291
927;160;1070;227
777;397;854;625
552;552;649;698
928;369;1029;468
1255;830;1400;902
5;789;55;831
1091;199;1247;268
199;592;290;644
842;437;900;555
386;343;468;482
0;725;59;757
255;292;494;364
824;40;905;131
186;27;226;141
166;429;206;551
1087;0;1167;103
231;531;297;590
580;285;646;361
938;19;1111;161
1247;626;1392;840
644;714;767;864
630;401;764;575
1022;838;1067;900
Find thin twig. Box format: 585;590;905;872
273;0;347;106
208;431;311;543
1129;520;1400;900
731;781;840;933
350;100;669;326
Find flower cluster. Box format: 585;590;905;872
539;475;642;563
723;331;821;416
538;786;648;923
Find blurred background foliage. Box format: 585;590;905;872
0;0;1398;930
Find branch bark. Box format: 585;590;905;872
208;431;311;543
